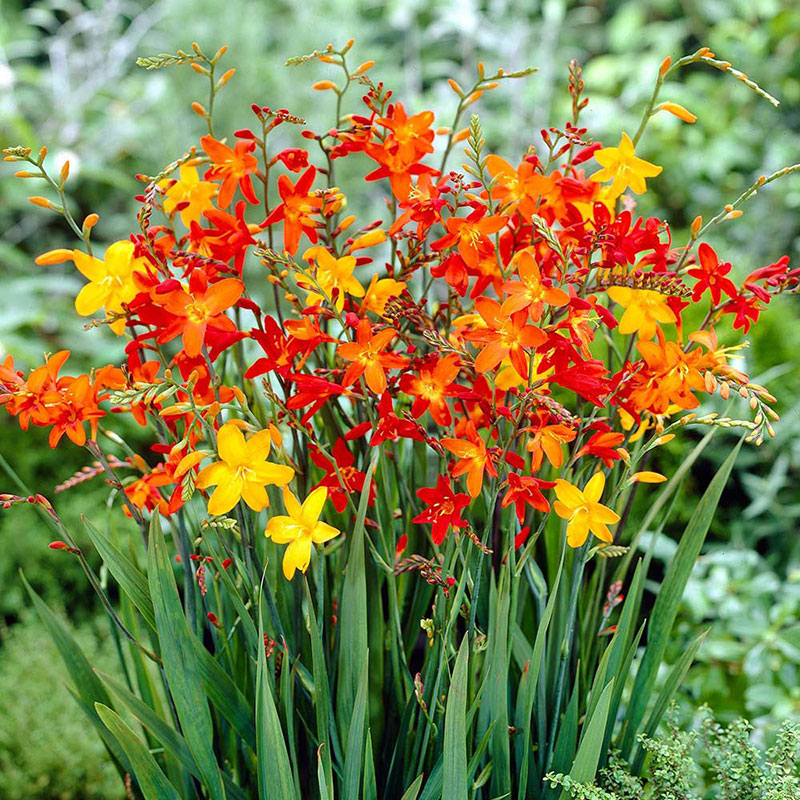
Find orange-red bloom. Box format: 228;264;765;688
153;273;244;357
400;354;460;426
337;319;408;394
442;422;497;498
263;166;322;254
466;297;547;379
201;135;259;208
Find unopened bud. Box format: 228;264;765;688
659;102;697;123
217;68;235;87
35;248;74;265
28;196;53;209
353;60;375;75
447;78;464;96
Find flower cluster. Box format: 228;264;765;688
2;41;796;580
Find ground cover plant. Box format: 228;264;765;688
1;38;799;799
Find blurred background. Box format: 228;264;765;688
1;1;799;796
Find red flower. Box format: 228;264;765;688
370;393;424;446
275;148;310;173
413;475;471;545
576;429;626;468
310;438;374;512
431;207;508;268
688;243;737;304
245;315;300;379
501;472;553;522
338;319;408;394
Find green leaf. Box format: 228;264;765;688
148;515;225;800
550;681;579;779
256;609;296;800
83;517;156;631
364;730;377;800
337;449;378;743
443;635;469;800
479;569;511;796
192;634;256;749
517;548;565;799
95;703;182;800
621;440;742;758
569;679;613;784
400;774;425;800
318;748;332;800
631;629;709;772
305;578;334;798
343;657;370;799
97;670;249;800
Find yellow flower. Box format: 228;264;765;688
607;286;676;340
161;164;218;227
266;486;341;579
362;274;406;315
590;132;662;197
73;241;148;334
196;422;295;516
553;473;620;548
301;246;365;312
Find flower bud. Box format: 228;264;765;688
35;248;74;265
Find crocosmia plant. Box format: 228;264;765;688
2;40;798;800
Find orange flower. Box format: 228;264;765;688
625;334;708;414
364;103;437;199
484;155;555;218
400;354;461;426
337;318;408;394
465;297;547;379
431;208;508;268
524;411;577;471
442;422;497;498
0;350;124;447
502;250;569;321
154;273;244;357
201;135;259;208
263;166;322;254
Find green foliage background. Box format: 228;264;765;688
0;1;798;797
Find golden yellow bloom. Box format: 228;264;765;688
161;164;218;227
362;274;406;315
73;241;148;334
591;132;662;197
196;422;294;516
553;472;620;548
607;286;676;340
301;246;365;312
266;486;341;579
